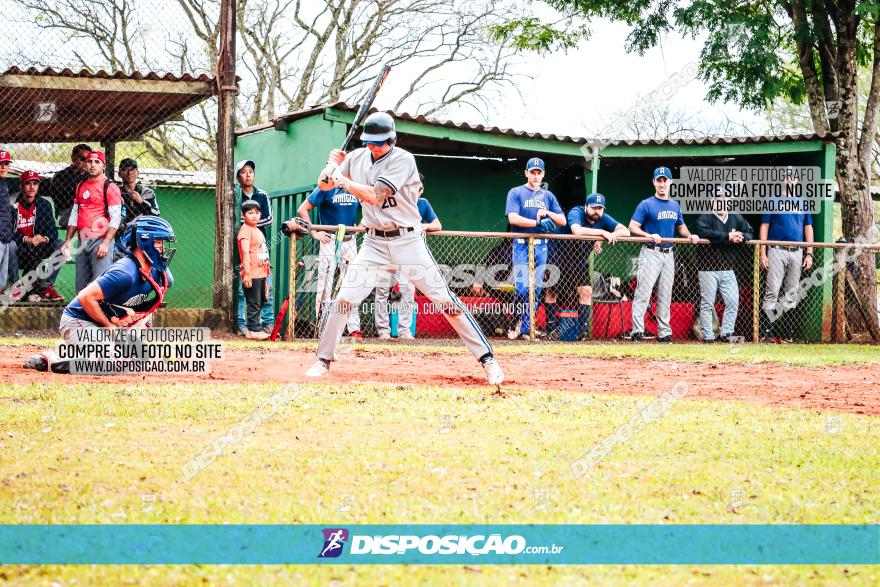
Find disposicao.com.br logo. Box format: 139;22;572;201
319;528;564;558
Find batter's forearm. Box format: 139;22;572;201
344;181;381;206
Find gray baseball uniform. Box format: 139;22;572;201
316;146;494;362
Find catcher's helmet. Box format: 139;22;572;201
360;112;396;142
117;215;177;272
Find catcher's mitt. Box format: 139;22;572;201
281;217;312;238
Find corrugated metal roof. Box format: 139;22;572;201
2;66;212;83
0;67;214;143
238;101;839;147
8;159;214;187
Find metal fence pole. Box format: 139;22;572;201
752;244;760;342
528;237;536;341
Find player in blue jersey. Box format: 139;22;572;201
297;186;363;338
505;157;566;340
628;166;700;342
545;193;630;340
24;216;176;373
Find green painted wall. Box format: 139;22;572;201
52;185;216;309
234;115;346;193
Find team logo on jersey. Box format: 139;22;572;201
657;210;678;220
524;199;546;209
332;191;359;205
318;528;349;558
82;190;91;200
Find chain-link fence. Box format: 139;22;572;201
281;227;879;344
0;1;219;332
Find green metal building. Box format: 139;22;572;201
234;103;837;340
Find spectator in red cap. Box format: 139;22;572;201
0;149;17;297
61;150;122;293
12;171;64;302
46;143;91;229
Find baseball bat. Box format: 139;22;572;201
322;63;392;182
340;63;392;151
314;224;351;338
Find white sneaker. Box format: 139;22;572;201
245;330;270;340
397;330;415;340
482;358;504;386
377;332;391;341
305;359;330;377
27;293;42;302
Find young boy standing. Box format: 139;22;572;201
237;201;271;340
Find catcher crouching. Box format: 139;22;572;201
25;216;176;373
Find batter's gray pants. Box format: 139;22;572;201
762;247;803;320
631;247;675;338
76;237;114;293
317;230;493;362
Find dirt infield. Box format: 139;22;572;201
2;342;879;415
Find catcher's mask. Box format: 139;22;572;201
117;215;177;272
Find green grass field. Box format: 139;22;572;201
1;340;879;584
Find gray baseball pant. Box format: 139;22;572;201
698;269;739;339
762;247;803;318
317;230;493;361
631;247;675;338
75;238;114;293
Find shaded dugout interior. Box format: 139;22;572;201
234;104;836;340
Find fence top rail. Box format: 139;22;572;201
299;224;880;251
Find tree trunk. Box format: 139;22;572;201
834;9;880;338
836;152;879;337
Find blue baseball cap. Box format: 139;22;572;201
586;193;606;208
653;166;672;180
526;157;545;171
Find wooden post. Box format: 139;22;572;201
213;0;238;329
286;233;297;340
101;141;116;181
752;244;760;342
528;237;536;341
834;250;845;341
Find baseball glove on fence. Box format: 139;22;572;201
281;217;312;238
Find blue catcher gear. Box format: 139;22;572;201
116;215;176;271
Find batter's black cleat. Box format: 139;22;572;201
629;331;645;342
657;335;672;343
24;354;48;371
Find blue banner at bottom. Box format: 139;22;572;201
0;525;877;565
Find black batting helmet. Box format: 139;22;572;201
360;112;396;142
